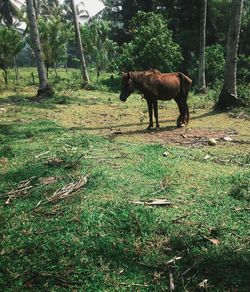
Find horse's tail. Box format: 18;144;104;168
178;72;192;124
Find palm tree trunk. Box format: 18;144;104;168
197;0;207;93
216;0;244;109
70;0;89;85
26;0;53;96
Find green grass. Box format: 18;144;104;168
0;68;250;291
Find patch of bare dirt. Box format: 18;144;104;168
111;127;239;147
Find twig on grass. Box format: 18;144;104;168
46;176;87;204
129;199;174;207
139;256;183;270
35;176;88;207
118;282;150;288
169;272;175;291
64;154;84;169
1;176;36;204
172;214;190;223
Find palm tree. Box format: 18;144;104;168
197;0;207;93
26;0;53;96
0;0;21;26
33;0;60;17
216;0;244;109
69;0;89;84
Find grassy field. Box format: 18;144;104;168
0;68;250;291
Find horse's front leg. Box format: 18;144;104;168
146;98;153;130
153;99;160;130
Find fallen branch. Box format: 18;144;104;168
36;272;82;287
172;214;190;223
169;272;175;291
64;154;84;169
118;282;149;288
129;199;174;207
1;177;36;204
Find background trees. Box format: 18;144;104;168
0;0;249;108
0;0;21;26
197;0;207;93
38;14;71;77
69;0;89;84
81;19;118;77
118;12;183;72
216;0;244;109
0;25;23;84
26;0;53;96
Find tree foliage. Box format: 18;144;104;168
118;12;183;72
81;19;118;76
0;25;23;83
0;0;21;26
205;44;225;85
38;13;71;76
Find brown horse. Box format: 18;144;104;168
119;70;192;130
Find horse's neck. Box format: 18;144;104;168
131;72;158;97
132;72;148;90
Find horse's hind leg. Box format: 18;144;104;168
174;98;185;128
182;99;189;125
153;99;160;130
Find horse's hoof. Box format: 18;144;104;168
146;126;153;131
176;123;185;128
155;126;160;132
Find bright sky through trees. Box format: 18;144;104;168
80;0;104;16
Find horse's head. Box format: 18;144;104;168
119;72;135;102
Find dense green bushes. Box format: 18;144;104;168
118;12;183;72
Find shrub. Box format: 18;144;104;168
118;12;183;72
205;44;225;85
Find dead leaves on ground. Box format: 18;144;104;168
203;236;221;245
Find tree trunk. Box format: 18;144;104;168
31;71;35;85
54;63;58;78
46;64;49;78
197;0;207;93
70;0;89;85
216;0;244;110
2;68;8;85
14;57;19;82
65;61;68;74
26;0;53;97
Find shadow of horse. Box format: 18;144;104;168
116;125;176;137
69;119;177;132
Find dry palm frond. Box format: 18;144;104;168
1;176;36;204
44;176;88;204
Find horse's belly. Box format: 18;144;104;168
157;95;175;101
157;84;179;100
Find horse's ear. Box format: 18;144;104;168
121;72;131;78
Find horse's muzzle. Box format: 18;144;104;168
119;94;127;102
